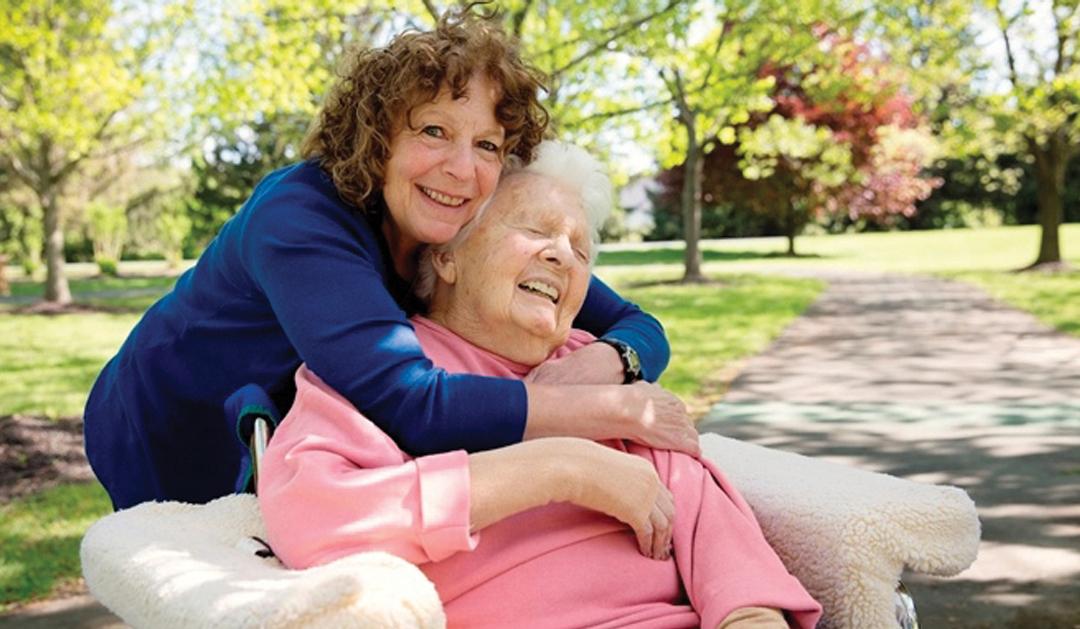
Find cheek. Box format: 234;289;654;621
476;161;503;198
560;270;591;318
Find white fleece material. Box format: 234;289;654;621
80;494;445;628
699;434;980;629
80;434;979;629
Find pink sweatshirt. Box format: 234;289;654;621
259;317;821;629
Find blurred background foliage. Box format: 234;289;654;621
0;0;1077;298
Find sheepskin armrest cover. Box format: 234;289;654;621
80;494;445;628
81;435;979;629
700;433;980;629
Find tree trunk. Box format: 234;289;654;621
1029;134;1067;267
784;203;798;257
0;255;9;296
681;139;705;282
41;189;71;305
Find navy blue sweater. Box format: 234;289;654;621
83;161;670;509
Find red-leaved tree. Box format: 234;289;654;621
656;31;942;254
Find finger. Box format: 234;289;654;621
635;518;654;557
658;485;675;522
686;435;701;457
649;503;672;560
659;488;675;554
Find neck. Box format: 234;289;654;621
428;300;553;367
381;220;420;280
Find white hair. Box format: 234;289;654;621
413;140;612;305
518;140;614;238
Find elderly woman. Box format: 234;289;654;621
258;142;822;629
83;10;695;511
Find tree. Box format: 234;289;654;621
186;113;310;251
592;0;863;279
0;0;177;303
656;33;941;255
989;0;1078;267
177;1;388;250
86;201;127;276
869;0;1076;268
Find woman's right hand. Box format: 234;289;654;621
523;381;699;456
618;382;699;456
553;438;675;560
469;437;675;560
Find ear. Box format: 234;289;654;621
431;249;457;285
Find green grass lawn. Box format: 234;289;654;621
952;270;1080;336
6;274;178;299
597;270;824;402
0;483;112;612
601;223;1080;274
600;224;1080;338
0;313;146;419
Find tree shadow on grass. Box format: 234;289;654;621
625;277;732;289
595;248;828;267
0;417;95;504
9;302;148;316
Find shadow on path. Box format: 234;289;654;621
704;271;1080;628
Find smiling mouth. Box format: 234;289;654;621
419;186;467;207
518;280;560;304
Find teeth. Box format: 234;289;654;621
519;280;559;303
421;186;466;207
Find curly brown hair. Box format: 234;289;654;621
301;8;549;210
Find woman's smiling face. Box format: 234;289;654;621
434;172;593;365
382;75;506;259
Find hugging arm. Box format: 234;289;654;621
532;275;670;386
257;368;673;569
244;184;686;456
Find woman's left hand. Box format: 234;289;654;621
525;341;624;385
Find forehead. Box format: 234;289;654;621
492;174;585;225
403;77;504;130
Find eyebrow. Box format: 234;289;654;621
411;106;505;139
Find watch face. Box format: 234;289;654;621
625;346;641;377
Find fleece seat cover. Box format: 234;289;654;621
80;494;444;628
699;434;980;628
81;434;979;629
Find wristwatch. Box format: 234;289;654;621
597;338;643;384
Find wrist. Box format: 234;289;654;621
596;338;643;384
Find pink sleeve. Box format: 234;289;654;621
632;446;822;629
257;365;478;569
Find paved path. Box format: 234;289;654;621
700;271;1080;628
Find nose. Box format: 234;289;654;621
442;141;476;182
543;234;574;266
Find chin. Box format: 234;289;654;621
420;225;464;245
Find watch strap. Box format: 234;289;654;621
597;338;643;384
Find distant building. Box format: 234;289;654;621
618;175;661;236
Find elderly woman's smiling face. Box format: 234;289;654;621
430;172;593;366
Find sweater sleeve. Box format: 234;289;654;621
241;174;526;456
636;447;822;629
573;275;670;382
258;366;479;569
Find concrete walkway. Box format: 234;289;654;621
700;271;1080;628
